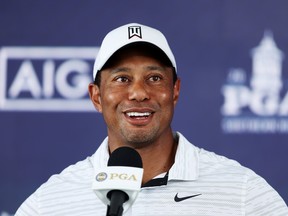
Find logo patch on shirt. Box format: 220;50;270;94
174;193;202;202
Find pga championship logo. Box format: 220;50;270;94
0;46;99;111
96;172;108;182
95;171;138;182
221;31;288;133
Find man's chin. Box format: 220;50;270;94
123;131;158;148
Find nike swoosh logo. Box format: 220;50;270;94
174;193;202;202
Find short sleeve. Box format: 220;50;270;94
245;171;288;215
15;191;39;216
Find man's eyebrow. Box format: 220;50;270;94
144;65;166;71
108;65;167;74
109;67;131;74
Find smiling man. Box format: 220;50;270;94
89;42;179;185
16;23;287;216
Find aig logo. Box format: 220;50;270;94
0;47;98;111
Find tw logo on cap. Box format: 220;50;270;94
128;26;142;39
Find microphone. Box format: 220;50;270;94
92;146;143;216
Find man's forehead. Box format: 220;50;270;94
108;65;169;74
102;42;173;70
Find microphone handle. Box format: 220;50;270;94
106;190;128;216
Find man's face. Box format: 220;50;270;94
89;47;180;148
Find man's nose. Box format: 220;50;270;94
128;81;150;102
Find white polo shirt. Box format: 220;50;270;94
15;132;288;216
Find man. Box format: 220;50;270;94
16;23;287;215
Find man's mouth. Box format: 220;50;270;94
126;112;152;119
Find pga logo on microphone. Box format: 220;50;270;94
95;171;139;182
93;167;143;212
93;167;143;185
92;166;143;196
0;46;99;112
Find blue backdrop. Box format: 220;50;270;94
1;1;287;214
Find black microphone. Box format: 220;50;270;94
92;146;143;216
106;147;143;216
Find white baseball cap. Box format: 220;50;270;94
93;23;177;80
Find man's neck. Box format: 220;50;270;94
136;133;178;185
107;131;178;185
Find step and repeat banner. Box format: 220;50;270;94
1;1;287;214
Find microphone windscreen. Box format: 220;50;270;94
108;146;143;168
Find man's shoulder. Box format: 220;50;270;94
16;154;102;215
40;155;95;191
178;132;255;178
199;148;241;167
197;146;256;179
35;139;108;196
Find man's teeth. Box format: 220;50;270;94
126;112;151;117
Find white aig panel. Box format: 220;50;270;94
0;47;99;112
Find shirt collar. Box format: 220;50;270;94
92;132;199;181
92;136;110;169
168;132;199;181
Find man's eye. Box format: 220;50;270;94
149;76;161;82
115;77;129;82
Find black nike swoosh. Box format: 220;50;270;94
174;193;202;202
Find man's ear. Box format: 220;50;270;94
173;78;181;106
88;83;102;113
